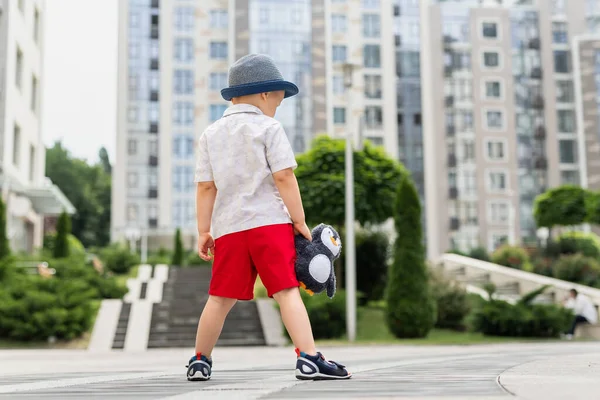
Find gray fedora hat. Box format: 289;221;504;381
221;54;299;101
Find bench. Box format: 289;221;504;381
575;324;600;340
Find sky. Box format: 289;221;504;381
42;0;118;164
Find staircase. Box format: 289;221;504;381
147;267;266;348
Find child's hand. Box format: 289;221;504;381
198;232;215;261
294;222;312;241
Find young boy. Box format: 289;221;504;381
187;54;351;381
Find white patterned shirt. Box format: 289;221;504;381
194;104;298;239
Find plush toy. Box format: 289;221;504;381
294;224;342;299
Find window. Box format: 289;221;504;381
260;8;269;23
556;80;574;103
173;70;194;94
149;169;158;188
333;107;346;124
364;45;381;68
489;202;509;223
129;42;140;59
553;50;571;73
398;51;420;77
291;9;302;24
209;104;227;122
128;139;137;155
482;22;498;38
483;51;500;68
149;103;159;124
332;45;347;63
464;170;477;194
488;171;507;191
363;14;380;37
557;110;576;132
174;7;194;32
365;106;383;128
149;140;158;156
489;233;508;251
332;14;347;33
28;145;35;182
362;0;380;8
364;75;382;99
174;38;194;62
485;81;501;98
561;170;580;185
462;140;475;162
13;124;20;167
150;40;159;59
460;111;473;131
552;0;566;15
552;22;568;43
259;39;269;54
333;76;345;95
210;9;228;29
173;102;194;125
559;139;577;163
210;42;228;59
486;110;503;129
31;75;38;112
15;47;23;89
33;8;40;43
128;172;138;187
414;113;421;126
487;140;505;160
127;205;138;222
209;72;227;91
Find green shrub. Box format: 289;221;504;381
355;230;389;305
468;285;573;337
147;254;171;266
0;196;10;259
550;231;600;259
99;244;140;275
53;212;72;259
44;234;85;256
385;177;436;338
429;269;470;331
491;245;530;270
553;254;600;287
186;251;211;267
531;256;554;277
172;228;184;266
468;247;490;262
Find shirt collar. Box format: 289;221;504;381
223;104;264;117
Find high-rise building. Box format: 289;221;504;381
421;0;600;258
113;0;397;248
0;0;74;253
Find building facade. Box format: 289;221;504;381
0;0;74;253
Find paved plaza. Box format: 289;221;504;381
0;342;598;399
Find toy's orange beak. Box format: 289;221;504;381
330;237;339;246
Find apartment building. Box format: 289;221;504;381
421;0;600;259
0;0;74;253
113;0;397;248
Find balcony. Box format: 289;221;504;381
395;35;402;47
532;95;544;109
150;26;159;39
148;218;158;228
528;38;541;50
450;217;460;231
534;126;546;140
149;123;159;134
449;187;459;199
530;67;542;79
150;59;159;70
150;90;159;102
446;125;456;137
447;153;457;168
534;157;548;170
445;95;454;108
148;188;158;199
149;155;158;166
151;0;159;8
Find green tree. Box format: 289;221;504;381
45;142;111;247
385;176;436;338
54;211;71;258
98;147;112;175
533;185;588;228
0;196;10;259
172;228;184;266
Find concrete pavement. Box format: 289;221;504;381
0;342;598;399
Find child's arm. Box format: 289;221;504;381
196;181;217;235
195;132;217;259
273;169;311;241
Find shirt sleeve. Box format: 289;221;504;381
265;122;298;173
194;132;214;182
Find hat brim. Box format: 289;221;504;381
221;80;299;101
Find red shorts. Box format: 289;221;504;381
209;224;299;300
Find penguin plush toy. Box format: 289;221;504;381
294;224;342;299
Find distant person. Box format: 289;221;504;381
186;54;351;382
563;288;598;339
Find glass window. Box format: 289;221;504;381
561;170;580;185
363;14;380;37
174;7;194;32
364;75;382;99
150;40;159;59
365;106;383;128
559;139;577;163
209;72;228;91
33;8;40;43
260;8;269;23
128;106;138;122
557;110;576;132
332;14;347;33
553;50;571;73
483;51;500;68
209;9;228;29
362;0;380;8
556;80;574;103
490;202;509;223
128;139;137;155
482;22;498;38
174;38;194;62
128;172;138;187
333;107;346;124
12;124;20;167
364;45;381;68
210;104;227;122
489;171;507;191
332;45;347;63
127;205;138;222
173;102;194;125
485;81;501;98
398;51;420;77
486;110;503;129
149;103;159;123
210;42;228;59
15;47;23;88
333;75;345;94
552;22;568;43
487;140;505;160
173;70;194;94
31;75;38;112
292;9;302;24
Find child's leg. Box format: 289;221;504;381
273;287;317;355
194;295;237;358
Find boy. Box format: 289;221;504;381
187;54;351;381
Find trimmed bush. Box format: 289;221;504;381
491;245;530;270
99;243;140;275
172;228;184;266
468;247;490;262
0;196;10;259
430;269;470;331
53;212;72;259
531;256;554;277
355;230;389;305
44;234;85;256
553;254;600;288
551;231;600;259
385;177;436;338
